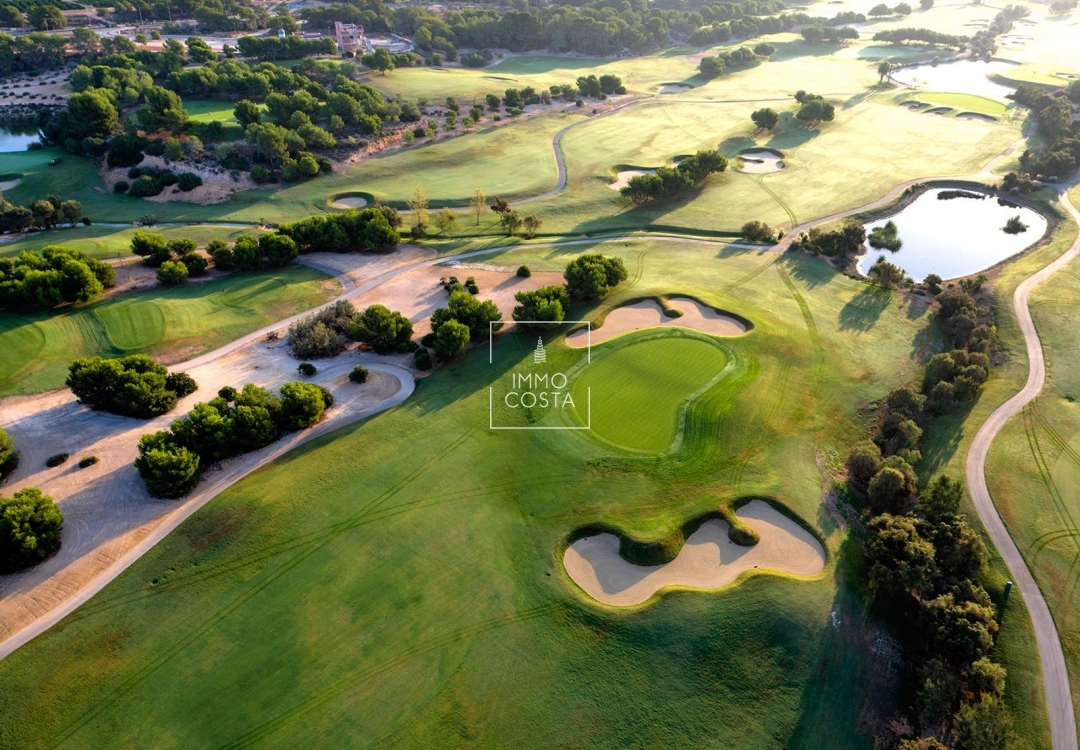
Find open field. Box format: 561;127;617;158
0;239;967;749
0;266;340;397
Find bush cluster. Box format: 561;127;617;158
135;381;333;497
793;221;865;258
0;487;63;573
287;300;357;359
740;220;776;243
620;149;728;204
429;291;502;359
277;207;401;254
512;285;569;330
66;354;198;419
348;304;414;354
0;426;19;478
697;46;757;79
564;253;628;301
0;246;115;309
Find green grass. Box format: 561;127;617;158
0;224;267;260
570;333;730;452
0;266;340;397
996;66;1077;88
0;239;945;749
898;92;1011;118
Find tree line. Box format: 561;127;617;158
1010;83;1080;181
0;245;115;310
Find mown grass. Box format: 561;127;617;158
0;239;948;749
0;266;339;397
899;92;1012;118
0;224;267;260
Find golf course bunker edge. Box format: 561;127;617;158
563;500;826;606
736;148;786;174
566;296;748;347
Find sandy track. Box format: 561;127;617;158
564;500;825;606
565;297;747;348
965;175;1080;750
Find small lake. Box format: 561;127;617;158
0;125;41;152
891;59;1017;100
857;188;1048;281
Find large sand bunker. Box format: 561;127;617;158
331;196;369;209
608;168;656;190
565;297;747;347
564;500;826;606
737;149;785;174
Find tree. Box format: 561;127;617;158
348;304;414;354
0;488;63;572
278;381;330;431
131;231;172;266
869;3;892;15
470;189;486;225
878;61;893;82
0;426;18;478
846;441;883;487
434;208;457;236
500;210;524;236
750;107;779;131
157;260;189;286
259;234;299;267
234;100;262;127
564;254;628;301
170;402;237;462
920;0;934;7
349;365;369;384
753;42;776;58
741;220;775;243
868;466;913;513
513;286;568;330
27;4;65;30
0;6;26;27
796;98;835;125
233;235;262;271
136;86;188;134
135;432;202;498
865;513;935;597
431;290;502;339
522;214;542;238
868;256;905;288
433;318;470;359
66;354;195;418
407;184;429;234
361;48;395;74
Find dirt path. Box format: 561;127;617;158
563;500;825;606
964;175;1080;750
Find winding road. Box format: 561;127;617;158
965;177;1080;750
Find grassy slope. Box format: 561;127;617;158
0;240;938;749
0;266;340;397
0;225;267;260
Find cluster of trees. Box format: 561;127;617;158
287;300;359;359
740;220;776;243
868;220;902;251
109;0;271;33
0;193;82;234
512;286;570;330
135;381;333;498
1012;85;1080;180
236;35;337;62
132;230;300;277
793;90;835;125
0;32;69;75
487;197;542;238
0;246;115;310
620;149;728;204
969;5;1030;59
872;27;966;49
750;107;779;131
66;354;198;418
799;25;859;44
687;9;860;46
428;290;502;359
868;2;911;16
697;46;759;79
565;253;628;301
793;221;865;257
277;207;401;254
0;425;18;479
0;487;63;573
118;165;203;198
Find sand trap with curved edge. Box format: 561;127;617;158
608;169;655;190
957;112;997;122
0;178;21;191
658;83;693;94
737;149;785;173
564;500;825;606
331;196;368;209
565;297;746;348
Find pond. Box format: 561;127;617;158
890;59;1017;100
0;125;41;152
856;188;1048;282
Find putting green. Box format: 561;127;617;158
570;333;729;452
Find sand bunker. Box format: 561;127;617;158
901;101;929;110
926;107;952;115
565;297;747;347
0;178;20;191
737;149;785;173
658;83;693;94
331;196;369;209
957;112;997;122
564;500;825;606
608;169;656;190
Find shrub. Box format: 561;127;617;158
287;300;356;359
513;286;569;330
433;318;470;359
740;220;775;243
277;381;330;431
156;260;188;285
516;265;531;278
430;290;502;339
348;304;413;354
251;165;271;183
165;372;198;398
414;347;432;370
209;241;234;270
128;175;163;198
67;354;196;418
0;488;64;572
46;453;69;468
114;180;129;194
177;172;203;192
564;253;628;300
135;432;202;498
349;365;369;383
78;455;99;468
0;427;18;478
180;252;208;276
298;362;317;376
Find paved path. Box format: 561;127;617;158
965;177;1080;750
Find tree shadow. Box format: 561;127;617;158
838;285;892;332
568;184;712;237
917;403;976;479
770;40;849;62
766;113;821;149
719;135;757;156
779;253;836;290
